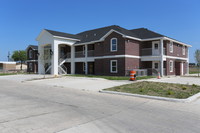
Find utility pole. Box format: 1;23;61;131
7;51;10;61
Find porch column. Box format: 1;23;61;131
38;45;45;74
160;39;164;76
85;44;88;75
187;47;189;74
181;62;184;75
52;43;59;75
71;46;75;74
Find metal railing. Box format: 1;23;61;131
75;50;94;58
141;48;166;56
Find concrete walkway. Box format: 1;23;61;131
27;76;131;92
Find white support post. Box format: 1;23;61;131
38;45;45;74
160;39;164;77
71;46;75;74
85;44;88;75
187;47;189;74
52;43;58;75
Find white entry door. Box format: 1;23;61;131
152;41;160;55
152;61;160;74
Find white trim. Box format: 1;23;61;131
182;46;185;55
164;55;188;60
110;60;117;73
100;29;124;41
169;60;173;72
164;37;191;47
110;38;117;52
95;55;140;59
53;36;80;41
123;35;141;41
74;40;102;46
141;37;164;41
169;41;173;53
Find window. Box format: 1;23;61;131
169;41;173;53
29;63;33;71
29;49;33;58
154;62;158;69
182;46;185;55
169;60;173;72
110;38;117;51
110;60;117;73
154;43;158;49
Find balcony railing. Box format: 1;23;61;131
141;48;166;56
88;50;94;57
75;50;94;58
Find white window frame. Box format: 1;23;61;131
110;60;117;73
29;49;33;58
110;38;117;52
182;46;185;55
169;60;173;72
169;41;173;53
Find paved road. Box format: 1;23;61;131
0;76;200;133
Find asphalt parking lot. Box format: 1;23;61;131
0;75;200;133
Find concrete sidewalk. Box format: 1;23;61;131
28;76;131;92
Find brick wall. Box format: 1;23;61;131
125;39;140;56
94;32;126;57
94;58;125;76
165;40;188;58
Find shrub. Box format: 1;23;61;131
192;84;198;87
139;89;144;92
182;86;187;90
167;90;174;95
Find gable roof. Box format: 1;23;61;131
129;28;164;39
76;25;140;44
45;29;81;40
27;45;38;50
42;25;190;46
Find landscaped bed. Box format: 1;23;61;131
67;74;156;80
104;81;200;99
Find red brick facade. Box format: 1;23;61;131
74;31;188;76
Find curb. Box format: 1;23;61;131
99;90;200;103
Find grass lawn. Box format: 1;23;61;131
67;74;156;80
189;67;200;74
0;73;18;76
104;81;200;99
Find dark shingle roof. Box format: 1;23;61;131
45;29;81;40
76;25;139;43
28;45;38;50
44;26;169;44
129;28;164;39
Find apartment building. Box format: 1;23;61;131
36;25;191;76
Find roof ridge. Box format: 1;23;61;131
45;29;77;36
76;25;120;35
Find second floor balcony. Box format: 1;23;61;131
75;50;94;58
141;48;166;56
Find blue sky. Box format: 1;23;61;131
0;0;199;62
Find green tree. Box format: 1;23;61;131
194;49;200;77
12;50;27;70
